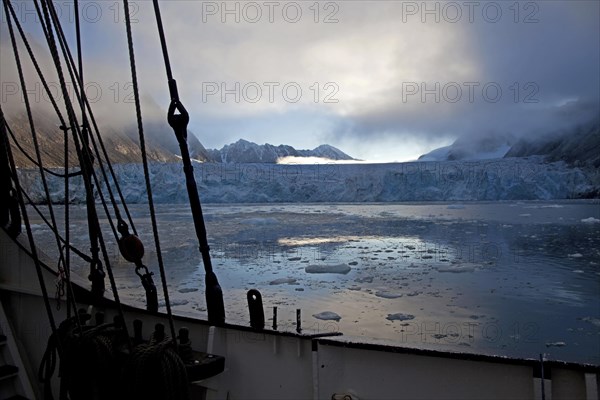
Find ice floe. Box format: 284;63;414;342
375;291;403;299
305;264;351;274
240;217;279;225
269;277;298;285
581;217;600;224
313;311;341;321
178;288;199;293
386;313;415;321
580;317;600;327
437;265;477;273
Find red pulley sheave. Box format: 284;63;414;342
118;233;145;263
117;219;144;263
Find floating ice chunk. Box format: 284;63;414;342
580;317;600;327
375;291;403;299
573;270;584;274
447;204;465;209
305;264;351;274
313;311;341;321
178;288;199;293
581;217;600;224
545;341;566;348
386;313;415;321
437;265;476;273
159;299;189;307
269;277;298;285
568;253;583;258
240;217;279;225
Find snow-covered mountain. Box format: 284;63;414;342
419;135;513;162
505;118;600;167
419;118;600;167
208;139;355;163
6;107;354;167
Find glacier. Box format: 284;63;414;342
17;156;597;204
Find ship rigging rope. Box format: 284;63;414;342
3;0;80;322
5;0;136;240
4;123;81;178
0;105;63;370
152;0;226;324
124;0;177;343
16;182;93;264
12;0;140;243
36;0;132;347
44;0;138;239
29;0;107;303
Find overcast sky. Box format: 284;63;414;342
1;0;599;162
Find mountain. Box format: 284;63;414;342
212;139;355;163
5;105;354;167
419;118;600;167
4;102;211;168
418;134;513;162
504;118;600;167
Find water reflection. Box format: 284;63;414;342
27;201;600;364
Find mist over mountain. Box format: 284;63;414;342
505;118;600;168
5;105;354;167
419;118;600;167
419;134;514;162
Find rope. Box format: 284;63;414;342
1;105;63;386
3;0;81;329
153;0;174;85
125;0;177;343
63;91;73;320
152;0;225;324
44;0;138;237
15;178;92;263
33;0;106;299
5;123;81;178
3;0;68;282
5;0;81;328
43;0;124;241
124;339;189;400
37;0;132;347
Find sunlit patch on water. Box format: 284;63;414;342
278;236;363;246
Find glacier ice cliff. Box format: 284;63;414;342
17;156;598;204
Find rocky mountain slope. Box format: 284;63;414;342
5;106;353;167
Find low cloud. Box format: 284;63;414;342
2;1;598;162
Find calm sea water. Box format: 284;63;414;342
29;200;600;364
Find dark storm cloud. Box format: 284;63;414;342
331;0;600;148
2;1;598;161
